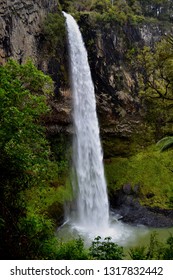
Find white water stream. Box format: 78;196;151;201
61;12;149;244
63;12;109;230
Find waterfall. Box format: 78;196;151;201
63;12;109;229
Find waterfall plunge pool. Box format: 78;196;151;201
56;211;173;250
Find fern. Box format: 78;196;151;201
156;136;173;151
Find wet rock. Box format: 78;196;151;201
110;189;173;228
133;184;140;194
123;184;132;195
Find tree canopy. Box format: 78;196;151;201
0;60;67;259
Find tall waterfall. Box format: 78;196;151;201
63;12;109;229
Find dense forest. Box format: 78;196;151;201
1;0;173;260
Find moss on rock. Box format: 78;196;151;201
105;145;173;209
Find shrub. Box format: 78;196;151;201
89;236;124;260
56;237;89;259
43;13;65;53
129;246;147;260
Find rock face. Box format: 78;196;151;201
67;16;172;156
111;189;173;227
0;0;69;137
45;17;172;150
45;90;73;135
0;0;57;65
1;3;172;155
79;16;172;139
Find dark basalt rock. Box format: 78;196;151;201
123;183;132;195
110;189;173;228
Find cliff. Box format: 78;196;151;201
0;0;57;64
1;1;173;157
78;15;173;156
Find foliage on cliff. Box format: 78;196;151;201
135;36;173;138
105;145;173;209
59;0;173;24
43;12;66;54
138;37;173;101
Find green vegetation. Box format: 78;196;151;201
157;136;173;151
134;36;173;139
43;12;66;54
137;37;173;102
129;232;173;260
1;0;173;261
55;237;89;259
105;145;173;208
0;60;72;259
42;7;68;87
16;232;172;260
89;236;124;260
1;51;171;262
58;0;173;25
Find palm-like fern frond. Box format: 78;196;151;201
156;136;173;152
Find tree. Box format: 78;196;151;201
0;60;53;177
0;60;60;259
136;36;173;139
137;37;173;101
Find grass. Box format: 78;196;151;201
105;145;173;209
